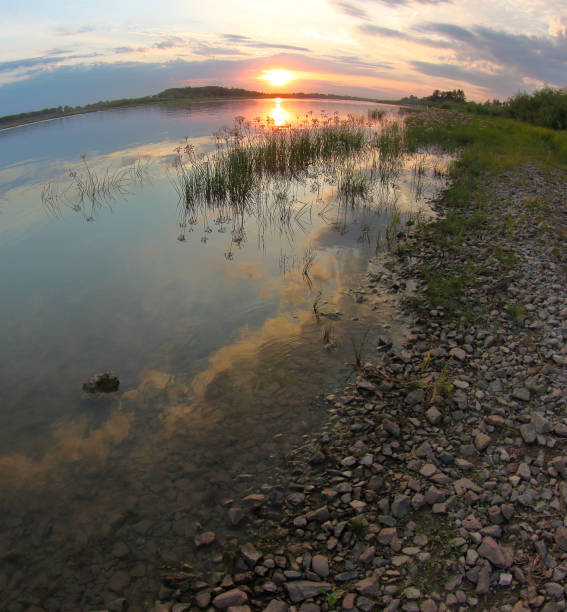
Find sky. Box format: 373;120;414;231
1;0;566;115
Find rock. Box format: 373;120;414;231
512;387;530;402
357;379;378;393
354;576;379;597
298;605;320;612
191;590;211;609
108;571;129;593
383;418;400;437
406;389;425;406
263;600;289;612
475;566;491;594
284;581;331;603
420;600;437;612
520;424;537;444
228;507;245;526
474;433;491;451
212;589;248;609
83;372;119;393
311;555;329;578
195;531;216;547
532;413;550;433
368;475;383;491
404;587;421;600
425;406;442;425
241;543;262;566
555;526;567;552
478;537;513;568
242;493;266;509
391;495;411;518
306;506;330;522
287;492;306;505
342;593;356;610
450;347;466;361
112;542;130;559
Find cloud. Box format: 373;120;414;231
418;22;567;87
55;25;97;36
0;53;392;116
221;34;311;52
358;23;454;48
0;56;64;73
411;60;522;93
329;1;370;20
549;15;567;38
364;0;451;5
0;54;101;74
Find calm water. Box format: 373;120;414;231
0;99;445;611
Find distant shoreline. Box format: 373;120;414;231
0;86;395;131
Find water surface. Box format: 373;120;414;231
0;98;446;611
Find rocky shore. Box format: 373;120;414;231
115;163;566;612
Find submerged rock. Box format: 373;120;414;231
82;372;120;393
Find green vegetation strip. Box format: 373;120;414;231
401;109;567;321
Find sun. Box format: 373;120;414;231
261;69;295;87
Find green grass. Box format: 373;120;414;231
401;109;567;322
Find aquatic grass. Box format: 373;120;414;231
41;154;146;220
368;108;386;121
337;164;371;205
174;116;375;210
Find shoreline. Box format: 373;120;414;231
139;152;567;611
0;94;392;132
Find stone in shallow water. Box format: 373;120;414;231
228;507;244;526
195;531;216;547
83;372;120;393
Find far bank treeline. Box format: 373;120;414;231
0;86;381;129
402;87;567;131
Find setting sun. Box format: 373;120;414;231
261;69;295;87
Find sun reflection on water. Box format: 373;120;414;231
268;98;290;128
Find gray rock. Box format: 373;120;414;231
311;555;329;578
406;389;425;406
195;590;212;609
478;537;513;568
475;566;491;594
228;507;245;526
532;413;550;433
383;418;400;437
520;424;537;444
263;600;289;612
391;495;411;518
474;433;491;451
512;387;530;402
241;543;262;566
450;347;466;361
284;581;331;603
213;589;248;609
195;531;215;547
555;526;567;552
306;506;330;522
354;576;379;597
425;406;442;425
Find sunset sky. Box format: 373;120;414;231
1;0;566;115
